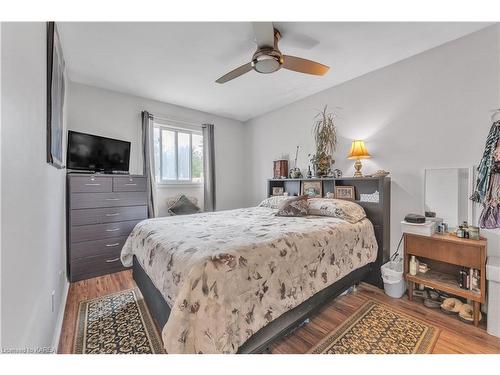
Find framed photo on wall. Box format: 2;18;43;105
335;186;355;200
301;181;322;197
46;21;66;169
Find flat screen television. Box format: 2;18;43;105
67;131;131;173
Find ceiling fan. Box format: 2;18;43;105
215;22;330;84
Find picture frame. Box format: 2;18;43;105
272;187;285;196
301;181;322;197
334;186;355;200
46;21;66;169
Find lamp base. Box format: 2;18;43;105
353;159;363;177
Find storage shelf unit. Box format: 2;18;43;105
406;270;481;301
404;232;487;326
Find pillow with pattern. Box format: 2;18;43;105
276;195;309;217
168;194;201;215
308;198;366;223
258;195;291;209
166;193;198;210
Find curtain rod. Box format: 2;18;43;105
144;111;204;128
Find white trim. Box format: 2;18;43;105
154;122;202;135
156;183;203;188
51;279;69;353
152;117;202;133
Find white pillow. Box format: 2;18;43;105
258;195;291;209
308;198;366;224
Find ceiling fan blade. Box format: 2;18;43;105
282;55;330;76
252;22;275;48
215;62;253;84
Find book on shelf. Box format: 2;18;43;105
459;267;480;293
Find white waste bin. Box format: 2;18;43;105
487;256;500;338
381;259;406;298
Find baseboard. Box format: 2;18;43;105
52;279;70;353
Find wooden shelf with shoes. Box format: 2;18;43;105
403;232;487;327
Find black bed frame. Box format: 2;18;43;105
133;176;391;353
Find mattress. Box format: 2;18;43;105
121;206;377;353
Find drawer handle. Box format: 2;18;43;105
85;183;101;186
105;228;120;232
105;242;121;247
105;257;120;263
105;198;120;201
105;213;120;217
125;183;137;186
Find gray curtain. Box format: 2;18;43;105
202;124;216;211
142;111;157;217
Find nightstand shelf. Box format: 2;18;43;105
406;270;481;301
404;232;487;326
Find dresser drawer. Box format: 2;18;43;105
70;251;127;281
69;236;128;261
70;220;139;243
113;176;147;192
70;192;147;209
69;176;112;193
405;234;482;268
70;206;148;226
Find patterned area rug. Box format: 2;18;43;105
74;288;164;354
309;300;440;354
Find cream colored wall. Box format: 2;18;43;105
244;25;500;255
1;22;68;351
67;82;248;212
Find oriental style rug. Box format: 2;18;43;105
74;288;164;354
308;300;439;354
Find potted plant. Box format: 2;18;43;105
309;106;337;177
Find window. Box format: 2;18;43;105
153;124;203;184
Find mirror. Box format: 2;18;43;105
424;168;473;229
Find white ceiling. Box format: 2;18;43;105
58;22;492;122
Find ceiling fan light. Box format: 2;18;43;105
252;55;282;74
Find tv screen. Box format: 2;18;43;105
67;131;131;173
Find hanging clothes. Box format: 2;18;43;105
471;120;500;204
474;122;500;229
479;172;500;228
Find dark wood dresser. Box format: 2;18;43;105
67;174;148;281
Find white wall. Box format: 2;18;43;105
244;25;500;255
67;82;247;213
1;22;68;351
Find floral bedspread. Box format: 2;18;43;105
121;207;377;353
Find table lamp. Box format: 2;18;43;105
347;140;370;177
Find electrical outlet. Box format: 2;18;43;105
51;290;55;313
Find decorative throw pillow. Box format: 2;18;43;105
308;198;366;223
166;193;198;209
276;195;309;217
258;195;291;209
168;194;201;215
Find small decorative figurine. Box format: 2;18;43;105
289;145;303;179
307;165;312;178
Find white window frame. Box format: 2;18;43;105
153;123;203;186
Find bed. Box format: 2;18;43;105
121;191;390;354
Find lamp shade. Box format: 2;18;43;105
347;140;370;160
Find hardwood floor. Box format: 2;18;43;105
58;270;500;354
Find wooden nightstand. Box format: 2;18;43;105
403;232;487;326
